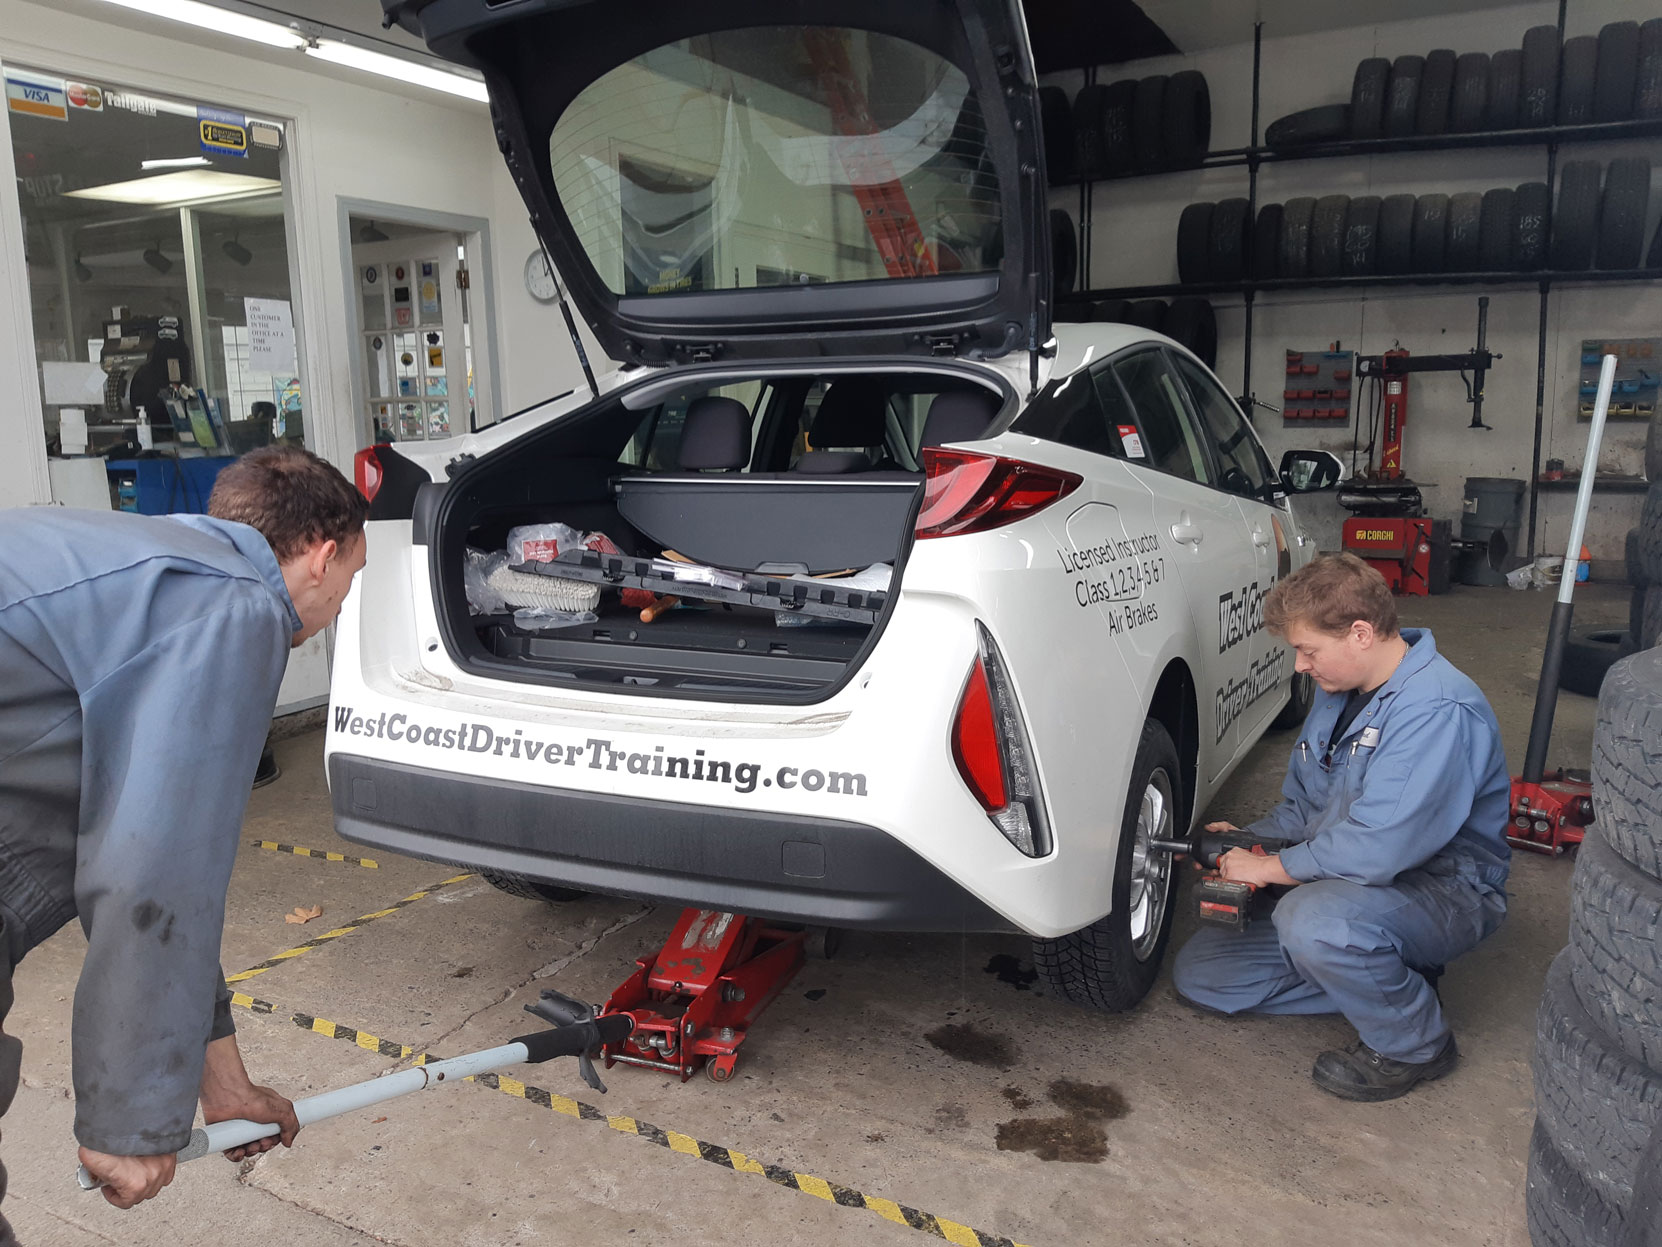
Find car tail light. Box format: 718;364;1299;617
354;445;384;502
949;623;1051;857
916;448;1081;539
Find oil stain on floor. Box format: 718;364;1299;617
924;1022;1016;1070
995;1078;1129;1163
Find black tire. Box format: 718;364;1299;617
1445;191;1483;272
1560;627;1641;697
1053;302;1093;324
1627;1125;1662;1247
1515;180;1552;271
1377;193;1416;275
1341;195;1381;276
1416;49;1457;134
1072;83;1110;182
1132;75;1167;171
1163;70;1211;169
1163;297;1217;368
1561;36;1599;125
1040;85;1075;185
1384;55;1423;137
1596;21;1641;123
1252;202;1283;280
1272;672;1315;730
1265;104;1351;150
1598;157;1651;271
1569;832;1662;1072
1125;299;1168;332
1412;193;1449;273
1451;51;1490;131
1177;201;1214;285
1090;298;1135;324
479;869;588;904
1279;196;1316;278
1207;197;1251;282
1350;57;1390;139
1032;718;1181;1012
1630;529;1651;588
1639;19;1662;120
1534;948;1662;1212
1489;47;1523;129
1592;646;1662;878
1101;79;1139;176
1051;208;1078;296
1651;415;1662;482
1650;216;1662;270
1644;587;1662;651
1309;194;1350;277
1477;187;1517;271
1552;160;1603;271
1522;25;1562;127
1528;1121;1626;1247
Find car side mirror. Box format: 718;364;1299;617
1279;449;1346;493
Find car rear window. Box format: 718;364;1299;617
547;26;1002;296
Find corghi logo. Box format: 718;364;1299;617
1218;580;1272;655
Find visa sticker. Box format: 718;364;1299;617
1117;424;1145;458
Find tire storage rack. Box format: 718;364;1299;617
1048;5;1662;561
1530;645;1662;1246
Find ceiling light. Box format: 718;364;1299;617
64;170;282;206
359;220;390;243
92;0;305;49
141;156;212;171
74;254;93;283
222;238;253;266
143;245;174;274
304;39;489;103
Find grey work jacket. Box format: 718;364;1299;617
0;509;298;1154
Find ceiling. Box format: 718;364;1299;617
1135;0;1536;55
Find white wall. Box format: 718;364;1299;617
1047;0;1658;565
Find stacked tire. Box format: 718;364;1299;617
1636;481;1662;652
1042;72;1212;184
1061;296;1219;368
1530;648;1662;1245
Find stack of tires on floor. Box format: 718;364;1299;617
1529;466;1662;1246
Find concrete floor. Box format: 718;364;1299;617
3;582;1631;1247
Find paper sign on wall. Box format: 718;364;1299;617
244;298;296;374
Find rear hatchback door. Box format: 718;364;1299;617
384;0;1050;368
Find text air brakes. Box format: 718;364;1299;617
950;623;1052;857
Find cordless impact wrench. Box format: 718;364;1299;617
1148;831;1295;932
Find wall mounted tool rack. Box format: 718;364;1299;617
1057;0;1662;558
526;550;889;625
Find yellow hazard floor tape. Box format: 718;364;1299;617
226;991;1031;1247
250;839;380;868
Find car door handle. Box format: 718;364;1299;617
1170;519;1204;546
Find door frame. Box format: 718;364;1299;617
335;198;501;447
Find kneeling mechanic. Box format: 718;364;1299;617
1173;553;1511;1101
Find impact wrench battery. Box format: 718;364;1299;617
1148;832;1295;932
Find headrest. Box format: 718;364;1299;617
920;389;1000;447
794;450;871;474
678;396;750;471
808;377;887;448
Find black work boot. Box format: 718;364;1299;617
1311;1033;1459;1101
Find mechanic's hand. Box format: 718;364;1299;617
199;1033;299;1160
1204;820;1241;832
1217;848;1299;889
77;1148;175;1209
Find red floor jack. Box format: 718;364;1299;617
597;909;823;1082
1508;354;1618;854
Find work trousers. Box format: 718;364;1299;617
1;916;20;1247
1172;865;1506;1063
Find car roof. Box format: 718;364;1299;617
1049;322;1192;382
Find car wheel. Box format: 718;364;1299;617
1032;718;1181;1012
1272;672;1315;730
479;869;588;904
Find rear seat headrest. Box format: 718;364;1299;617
921;389;1000;448
794;450;871;474
809;378;888;448
678;395;751;471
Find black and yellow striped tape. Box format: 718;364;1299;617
251;839;380;868
227;993;1029;1247
225;873;473;985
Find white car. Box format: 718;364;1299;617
340;0;1336;1010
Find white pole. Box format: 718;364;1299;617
1557;353;1617;605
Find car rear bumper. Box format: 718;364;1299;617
330;753;1014;932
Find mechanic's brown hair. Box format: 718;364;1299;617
209;445;368;562
1263;552;1400;639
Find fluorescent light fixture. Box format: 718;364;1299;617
305;39;489;103
141;156;212;171
222;238;253;266
92;0;306;49
143;245;174;274
64;170;281;206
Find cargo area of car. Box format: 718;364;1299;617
428;368;1006;700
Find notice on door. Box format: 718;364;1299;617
245;298;296;374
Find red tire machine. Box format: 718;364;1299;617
1341;298;1498;595
1507;354;1618;854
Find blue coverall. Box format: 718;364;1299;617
1172;628;1511;1063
